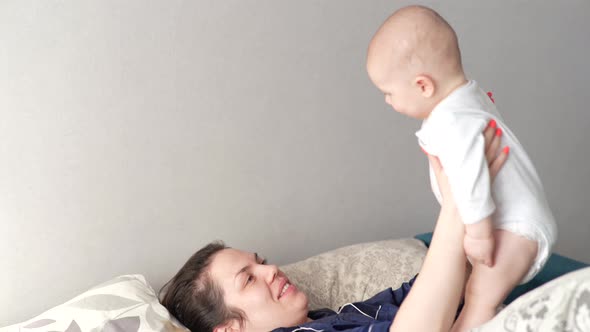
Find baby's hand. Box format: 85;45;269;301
464;233;495;267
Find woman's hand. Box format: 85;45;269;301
428;120;509;209
483;121;509;182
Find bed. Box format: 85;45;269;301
1;234;588;332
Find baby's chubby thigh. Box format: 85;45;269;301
494;220;551;284
453;229;539;332
464;228;538;309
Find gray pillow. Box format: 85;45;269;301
280;238;427;311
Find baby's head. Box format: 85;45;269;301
366;5;466;119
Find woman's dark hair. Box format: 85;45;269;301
159;241;245;332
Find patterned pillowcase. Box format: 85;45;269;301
0;275;188;332
472;267;590;332
280;238;427;311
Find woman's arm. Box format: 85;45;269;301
390;124;508;332
390;182;466;332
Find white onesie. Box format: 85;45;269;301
416;80;557;283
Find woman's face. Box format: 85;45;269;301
209;248;309;332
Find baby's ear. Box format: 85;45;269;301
414;75;435;98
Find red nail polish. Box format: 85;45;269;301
487;91;495;103
420;146;428;155
496;128;502;137
489;119;497;128
503;146;510;154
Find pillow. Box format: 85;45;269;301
0;275;187;332
472;266;590;331
280;237;427;311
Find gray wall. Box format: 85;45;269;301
1;0;589;325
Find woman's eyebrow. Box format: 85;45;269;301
255;252;269;263
234;253;258;279
235;265;248;279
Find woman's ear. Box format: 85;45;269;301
213;319;241;332
415;75;435;98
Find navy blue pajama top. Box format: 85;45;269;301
272;276;417;332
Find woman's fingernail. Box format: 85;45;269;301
496;128;502;137
503;146;510;154
488;119;497;128
487;92;495;103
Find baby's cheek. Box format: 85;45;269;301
392;102;406;113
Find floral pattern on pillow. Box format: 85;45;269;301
0;275;188;332
472;267;590;332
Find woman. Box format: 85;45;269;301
159;123;508;332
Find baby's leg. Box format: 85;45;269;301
450;229;537;332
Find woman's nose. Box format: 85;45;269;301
263;264;279;284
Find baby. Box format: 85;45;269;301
366;5;557;332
